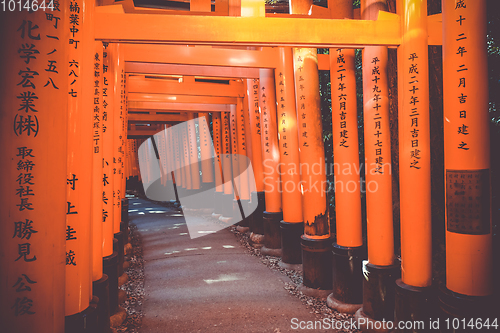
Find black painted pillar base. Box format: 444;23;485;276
65;296;99;333
213;191;224;216
221;194;234;218
394;279;434;332
103;252;119;315
301;236;333;292
120;221;129;246
280;221;303;265
249;191;265;235
121;198;129;223
261;211;283;257
327;244;366;313
360;261;400;322
92;274;111;333
113;234;124;277
232;199;242;223
438;286;497;332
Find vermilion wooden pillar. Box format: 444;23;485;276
440;0;494;319
236;97;251;228
199;112;214;184
0;8;68;333
326;0;365;314
187;113;201;191
275;47;304;267
172;126;183;199
65;0;96;329
220;111;234;218
394;0;434;327
91;42;104;285
91;45;110;333
212;112;225;216
229;104;244;221
101;42;120;318
293;46;332;295
112;44;124;235
289;0;331;295
198;112;215;209
357;0;399;326
110;45;128;300
259;69;283;257
181;124;192;191
102;42;115;257
246;78;266;235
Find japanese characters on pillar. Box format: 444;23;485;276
275;47;302;223
121;74;128;196
247;78;265;192
330;48;363;247
293;48;328;238
222;111;233;195
182;124;192;189
361;0;395;265
397;0;432;288
237;97;250;201
199;112;214;183
230;105;240;198
112;44;124;233
92;41;104;280
213;113;223;191
187;113;200;190
0;2;68;332
443;0;492;296
259;69;282;213
66;0;93;316
101;41;115;256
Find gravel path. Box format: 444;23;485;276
115;195;360;332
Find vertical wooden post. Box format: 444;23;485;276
102;42;115;257
246;78;266;235
236;96;251;227
356;0;399;326
65;0;96;328
229;104;243;222
326;0;366;312
275;47;304;266
112;44;124;235
199;112;214;184
90;41;112;332
212;112;225;216
259;69;283;256
101;42;120;317
0;6;68;333
187;113;200;190
182;124;192;191
220;111;234;218
440;0;494;319
393;0;434;327
91;40;104;285
293;46;331;293
288;0;331;294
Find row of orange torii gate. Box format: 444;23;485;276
0;0;495;332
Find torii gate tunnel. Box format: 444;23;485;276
0;0;497;332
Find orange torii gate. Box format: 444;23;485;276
111;0;491;329
0;0;494;333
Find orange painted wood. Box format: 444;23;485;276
259;69;282;213
361;0;395;266
397;0;432;287
442;0;492;296
275;47;303;223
